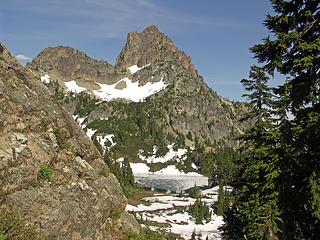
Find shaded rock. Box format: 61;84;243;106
0;42;139;239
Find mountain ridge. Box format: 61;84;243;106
26;26;249;181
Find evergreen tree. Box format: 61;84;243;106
190;196;212;224
92;137;103;155
217;180;225;216
122;157;135;186
223;66;281;239
190;229;196;240
190;183;200;199
103;152;112;166
223;0;320;239
250;0;320;238
110;161;123;185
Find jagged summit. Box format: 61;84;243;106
27;45;120;85
116;25;198;78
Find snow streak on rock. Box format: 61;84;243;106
127;64;150;74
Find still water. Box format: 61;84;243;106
134;174;208;192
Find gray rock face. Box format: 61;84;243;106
0;42;140;239
27;46;123;85
116;25;198;78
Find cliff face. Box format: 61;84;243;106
0;42;139;239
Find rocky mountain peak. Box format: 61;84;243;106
142;25;162;34
27;45;120;85
116;25;198;78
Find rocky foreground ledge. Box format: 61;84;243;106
0;42;140;239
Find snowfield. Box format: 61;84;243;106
126;186;225;240
65;80;87;93
92;77;167;102
39;62;168;103
130;163;151;174
61;66;168;102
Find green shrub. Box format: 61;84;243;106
189;197;212;224
125;230;143;240
0;210;45;239
38;164;53;182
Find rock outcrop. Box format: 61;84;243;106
27;46;123;85
0;42;140;239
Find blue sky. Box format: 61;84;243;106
0;0;273;101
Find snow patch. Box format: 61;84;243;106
139;144;187;163
65;80;87;93
96;134;116;153
154;165;202;176
127;64;150;74
41;75;50;84
130;163;150;175
192;163;199;170
201;186;234;196
73;115;86;126
85;128;96;139
116;157;124;163
93;77;167;102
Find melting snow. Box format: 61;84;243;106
96;134;116;153
127;64;150;74
154;165;202;176
201;186;234;197
130;163;150;174
116;157;124;163
92;77;167;102
192;163;199;170
65;80;87;93
73;115;86;127
126;187;225;239
85;128;97;139
41;75;50;84
139;144;187;163
130;163;202;177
